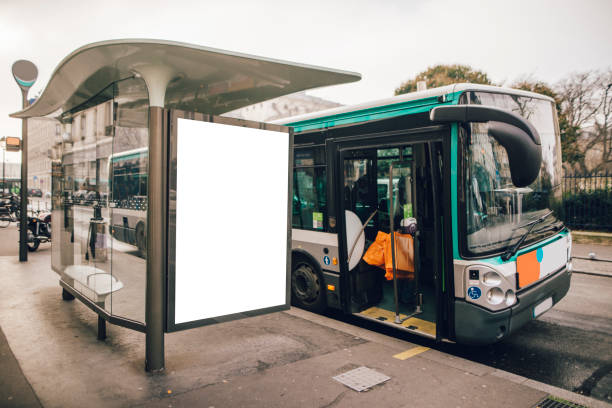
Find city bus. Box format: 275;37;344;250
281;83;571;345
108;147;148;257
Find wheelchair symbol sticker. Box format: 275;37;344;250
467;286;481;300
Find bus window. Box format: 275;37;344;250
344;157;373;224
293;167;326;230
295;145;325;166
293;146;326;230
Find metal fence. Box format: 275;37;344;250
562;171;612;231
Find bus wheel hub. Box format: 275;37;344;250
293;264;320;302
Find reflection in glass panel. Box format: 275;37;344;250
109;78;149;323
53;84;116;313
51;77;149;324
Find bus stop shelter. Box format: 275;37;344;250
10;39;360;371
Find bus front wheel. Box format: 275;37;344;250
291;258;326;313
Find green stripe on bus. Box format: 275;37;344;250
289;92;463;133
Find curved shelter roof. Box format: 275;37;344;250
10;39;361;119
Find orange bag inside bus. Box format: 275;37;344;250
362;231;387;267
362;231;415;280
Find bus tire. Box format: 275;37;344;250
135;222;146;258
291;256;326;313
62;288;75;301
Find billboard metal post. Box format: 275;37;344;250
11;60;38;262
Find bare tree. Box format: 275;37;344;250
556;70;612;173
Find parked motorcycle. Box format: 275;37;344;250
0;194;20;228
18;210;51;251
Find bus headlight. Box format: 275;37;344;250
504;289;516;307
482;271;502;286
486;287;504;305
463;264;515;311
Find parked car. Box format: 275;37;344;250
84;191;101;205
28;188;43;197
73;190;88;204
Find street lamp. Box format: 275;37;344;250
12;60;38;262
0;138;5;196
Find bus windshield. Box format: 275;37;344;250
461;91;563;256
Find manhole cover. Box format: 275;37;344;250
333;366;390;392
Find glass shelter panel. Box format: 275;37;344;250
109;78;149;323
51;78;149;324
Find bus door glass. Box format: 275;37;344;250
342;151;377;242
386;159;419;322
342;142;438;338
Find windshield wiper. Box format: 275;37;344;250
501;210;554;261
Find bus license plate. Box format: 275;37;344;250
533;297;553;318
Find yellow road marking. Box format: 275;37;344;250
393;346;430;360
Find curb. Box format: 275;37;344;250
572;270;612;278
571;231;612;245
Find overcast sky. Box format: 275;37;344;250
1;0;611;161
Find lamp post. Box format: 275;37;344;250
11;60;38;262
0;138;5;195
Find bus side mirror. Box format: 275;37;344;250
429;105;542;187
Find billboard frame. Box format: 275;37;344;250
163;109;293;333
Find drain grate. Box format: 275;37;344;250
533;396;588;408
333;366;390;392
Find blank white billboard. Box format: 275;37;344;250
174;118;289;324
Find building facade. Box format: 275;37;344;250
27;117;62;196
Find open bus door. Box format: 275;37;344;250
337;137;444;341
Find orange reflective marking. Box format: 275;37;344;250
517;250;540;288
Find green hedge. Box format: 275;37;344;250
562;189;612;231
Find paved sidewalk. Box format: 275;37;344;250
0;246;609;407
0;325;42;408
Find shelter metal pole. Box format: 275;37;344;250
19;91;28;262
145;106;165;372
